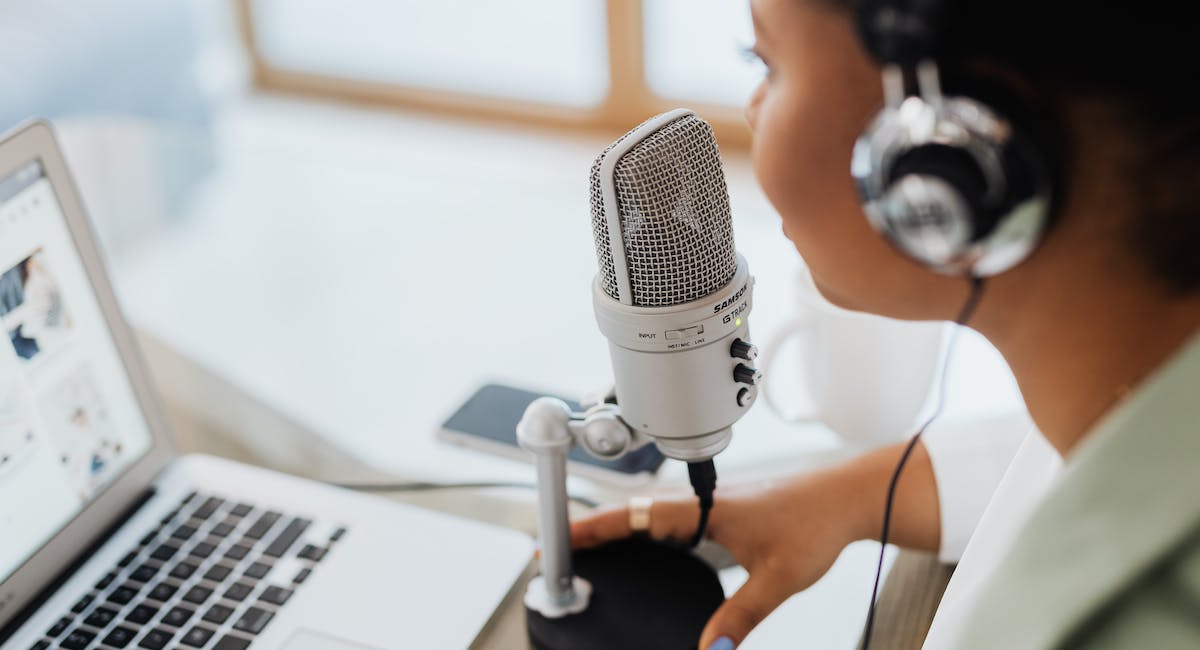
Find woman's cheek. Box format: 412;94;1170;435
750;101;801;220
752;103;830;246
748;95;880;305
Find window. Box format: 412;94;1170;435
644;0;758;108
250;0;609;108
238;0;758;147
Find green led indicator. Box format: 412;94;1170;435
735;317;743;327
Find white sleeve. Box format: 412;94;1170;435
921;411;1033;563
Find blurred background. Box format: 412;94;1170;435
0;0;788;472
1;0;761;259
1;2;1027;645
0;0;1023;498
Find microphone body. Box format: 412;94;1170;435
592;260;754;461
589;108;759;462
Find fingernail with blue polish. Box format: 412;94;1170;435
707;637;734;650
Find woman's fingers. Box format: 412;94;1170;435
698;572;793;650
570;498;702;549
569;507;630;550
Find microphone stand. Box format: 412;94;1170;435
517;394;637;617
517;392;726;650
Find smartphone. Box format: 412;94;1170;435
437;383;666;485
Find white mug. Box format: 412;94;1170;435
760;267;947;447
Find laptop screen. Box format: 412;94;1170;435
0;159;154;585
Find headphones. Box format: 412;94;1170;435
851;0;1059;278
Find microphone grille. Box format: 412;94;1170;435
590;112;737;307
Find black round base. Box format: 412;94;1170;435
526;538;725;650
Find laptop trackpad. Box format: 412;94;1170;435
284;629;383;650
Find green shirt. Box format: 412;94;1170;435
955;333;1200;648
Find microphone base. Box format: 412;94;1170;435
525;538;725;650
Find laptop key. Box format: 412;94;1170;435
204;563;233;582
213;634;252;650
233;605;274;634
212;521;236;537
96;571;118;590
126;604;158;624
298;544;326;562
245;511;280;539
70;593;94;613
102;626;137;648
30;641;50;650
46;616;72;637
60;628;96;650
150;543;180;562
190;541;218;559
108;585;138;605
84;605;119;628
230;503;253;517
244;561;272;580
171;524;198;541
224;581;254;602
137;627;174;649
163;605;195;627
193;497;224;520
293;567;311;584
202;603;235;624
117;551;138;568
169;561;199;580
182;584;213;605
264;518;311;558
180;625;216;647
130;563;159;583
148;581;179;602
260;585;293;606
225;544;252;561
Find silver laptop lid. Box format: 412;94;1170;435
0;121;174;631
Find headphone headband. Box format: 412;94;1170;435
856;0;947;67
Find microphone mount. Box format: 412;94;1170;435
517;389;650;617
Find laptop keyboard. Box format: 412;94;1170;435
29;492;347;650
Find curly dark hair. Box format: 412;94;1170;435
834;0;1200;292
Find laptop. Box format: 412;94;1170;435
0;121;534;650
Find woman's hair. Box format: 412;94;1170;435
831;1;1200;292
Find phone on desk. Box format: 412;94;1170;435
438;383;666;485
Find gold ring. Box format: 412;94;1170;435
628;495;653;534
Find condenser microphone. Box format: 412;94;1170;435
519;109;747;650
589;108;760;463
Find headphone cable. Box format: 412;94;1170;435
860;275;986;650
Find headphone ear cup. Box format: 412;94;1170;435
937;70;1065;218
873;176;976;268
888;144;995;238
854;92;1057;276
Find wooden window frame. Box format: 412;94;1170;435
235;0;751;147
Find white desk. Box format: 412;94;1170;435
63;97;1026;648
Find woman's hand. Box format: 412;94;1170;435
570;441;941;649
570;472;867;649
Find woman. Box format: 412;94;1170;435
572;1;1200;648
